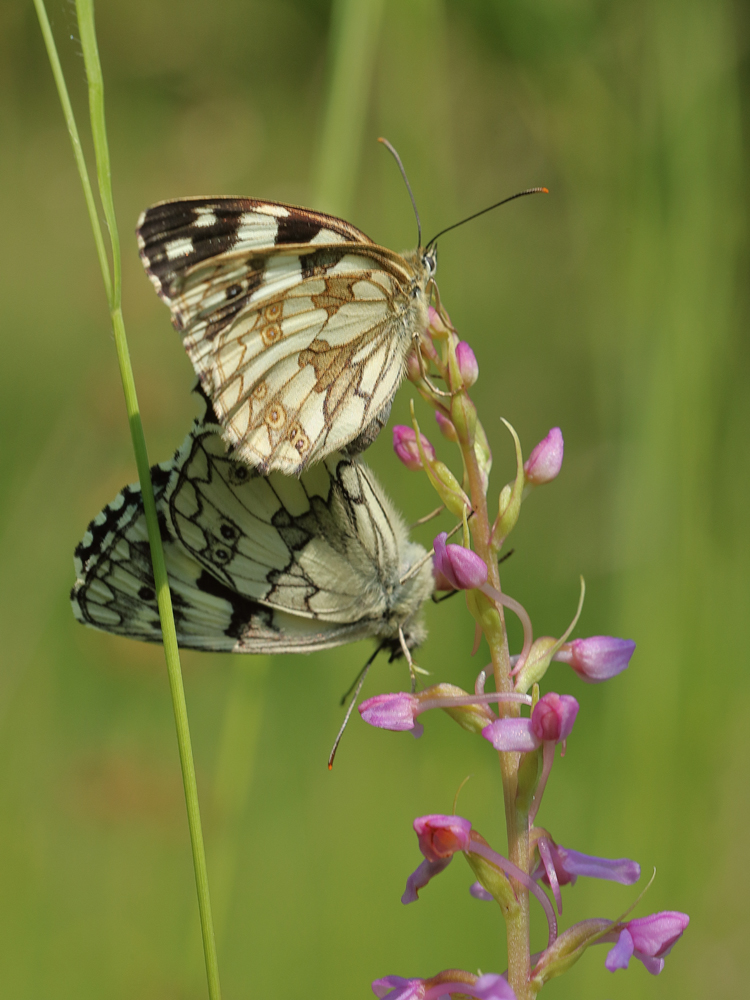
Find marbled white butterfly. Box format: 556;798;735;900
71;406;433;655
137;190;436;476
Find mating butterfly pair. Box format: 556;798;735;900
73;191;437;653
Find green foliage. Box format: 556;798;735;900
1;0;747;997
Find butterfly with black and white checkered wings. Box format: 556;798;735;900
137;198;437;475
71;412;434;655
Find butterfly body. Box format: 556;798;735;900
71;412;433;655
137;198;436;474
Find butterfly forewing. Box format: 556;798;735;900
138;198;434;474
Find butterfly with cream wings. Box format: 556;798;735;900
137;142;436;476
71;398;434;657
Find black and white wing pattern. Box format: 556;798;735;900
137;198;437;474
71;419;434;654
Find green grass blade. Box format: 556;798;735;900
33;2;222;996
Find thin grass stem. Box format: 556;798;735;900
33;2;221;996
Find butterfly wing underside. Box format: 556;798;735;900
71;421;433;653
137;198;429;474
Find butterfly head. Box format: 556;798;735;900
422;245;437;279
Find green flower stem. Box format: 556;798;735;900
34;2;221;996
457;410;532;999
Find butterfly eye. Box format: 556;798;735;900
138;586;155;602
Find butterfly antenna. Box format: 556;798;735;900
426;187;549;249
328;644;383;770
378;137;422;249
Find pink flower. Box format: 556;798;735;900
456;341;479;386
482;695;579;825
359;692;421;732
604;912;689;975
535;843;640;889
555;636;635;682
402;815;472;903
532;830;640;913
373;971;516;1000
482;693;579;752
433;533;488;590
427;305;449;335
359;683;509;736
524;427;564;485
393;425;436;471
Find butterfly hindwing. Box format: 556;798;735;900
137;198;435;473
164;422;418;626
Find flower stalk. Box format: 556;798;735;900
376;304;677;1000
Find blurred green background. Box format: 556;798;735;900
1;0;748;997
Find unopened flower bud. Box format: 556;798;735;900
556;636;635;682
531;693;579;743
393;425;435;471
482;692;579;751
456;341;479;386
406;348;423;382
524;428;564;486
427;305;450;337
359;691;421;731
433;533;488;590
435;410;458;442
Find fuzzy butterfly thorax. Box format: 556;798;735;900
137;198;437;475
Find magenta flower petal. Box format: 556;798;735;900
393;425;436;471
482;717;539;752
433;533;488;590
456;341;479;386
626;912;690;958
359;692;420;731
605;928;635;971
402;857;453;904
554;848;640;885
530;693;579;743
557;636;636;682
524;427;564;485
414;814;472;861
533;839;640;890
